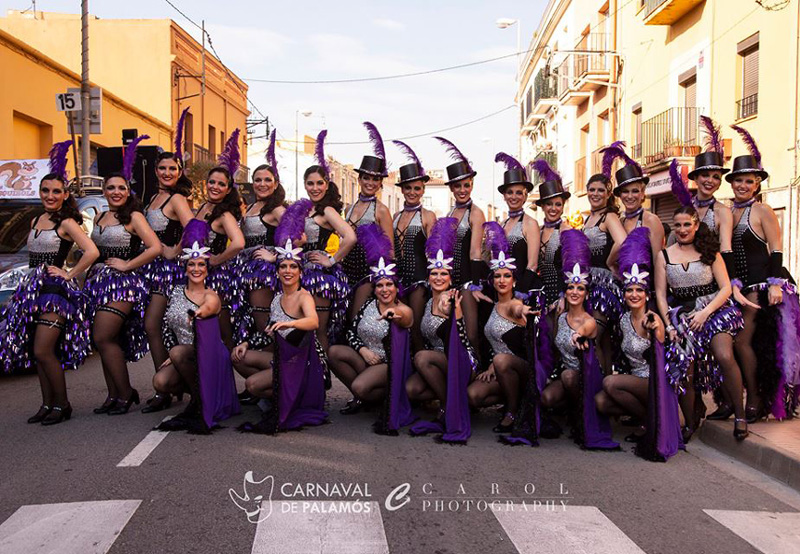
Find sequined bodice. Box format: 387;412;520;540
583;223;610;269
555;313;580;372
732;205;769;287
539;227;563;306
507;218;524;244
541;228;561;264
665;257;716;302
393;210;427;285
421;298;446;352
164;286;198;346
357;300;389;361
449;206;472;286
206;227;228;256
242;215;275;250
91;219;141;262
145;196;183;247
269;293;296;338
303;217;333;253
484;306;520;356
700;203;716;232
27;227;73;268
621;312;650;378
346;201;377;228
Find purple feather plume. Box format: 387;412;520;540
495;151;524;172
731;124;762;166
218;128;241;178
175;107;190;162
48;140;72;181
363;121;386;161
618;227;652;282
425;217;458;261
560;229;591;277
600;140;641;178
122;134;150;182
434;136;472;169
532;158;561;183
314;129;330;176
669;159;692;207
392;140;424;174
275;198;312;247
358;223;393;267
181;219;211;250
699;115;723;156
482;221;509;257
266;128;280;184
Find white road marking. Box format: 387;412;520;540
0;500;141;554
117;416;172;467
704;510;800;554
492;504;646;554
251;501;389;554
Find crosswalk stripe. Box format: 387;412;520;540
704;510;800;554
0;500;141;554
251;501;389;554
117;416;172;467
492;504;646;554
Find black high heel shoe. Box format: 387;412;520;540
707;403;734;421
734;418;749;441
93;397;118;414
339;398;363;415
745;405;765;424
27;405;52;424
492;412;515;433
108;390;140;415
141;393;172;414
41;403;72;426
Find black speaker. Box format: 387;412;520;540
96;145;159;206
122;129;139;145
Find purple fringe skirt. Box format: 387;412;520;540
0;265;91;373
588;268;624;324
84;264;150;361
301;261;350;344
665;297;743;393
242;256;278;293
140;256;185;296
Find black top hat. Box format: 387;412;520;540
445;161;477;185
725;155;769;182
396;163;430;186
613;165;649;196
498;168;534;194
535;180;571;205
356;155;387;177
688;151;730;180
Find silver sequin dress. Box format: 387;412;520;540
420;298;446;353
620;312;651;379
162;285;199;349
484;305;525;358
346;298;389;363
554;312;581;373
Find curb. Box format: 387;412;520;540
698;420;800;493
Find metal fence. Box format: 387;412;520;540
641;107;700;165
533;69;558;105
737;93;759;119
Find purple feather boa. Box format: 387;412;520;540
482;221;509;258
276;199;313;248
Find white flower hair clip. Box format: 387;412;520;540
181;241;210;260
370;257;397;280
490;251;516;271
564;262;589;285
623;263;650;287
427;249;454;271
275;238;303;261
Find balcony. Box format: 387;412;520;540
643;0;705;26
193;144;212;163
556;34;610;103
737;93;758;120
532;69;558;117
641;107;701;168
556;57;591;106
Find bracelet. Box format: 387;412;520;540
730;278;743;290
666;324;675;332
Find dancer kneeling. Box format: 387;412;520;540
153;223;240;433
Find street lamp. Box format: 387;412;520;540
295;109;313;201
482;137;497;221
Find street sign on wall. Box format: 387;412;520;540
64;87;103;134
55;91;81;112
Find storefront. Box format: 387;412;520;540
645;163;693;229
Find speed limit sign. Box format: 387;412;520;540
55;91;81;112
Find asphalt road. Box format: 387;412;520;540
1;353;799;554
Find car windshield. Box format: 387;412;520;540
0;204;44;254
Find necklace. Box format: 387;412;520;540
403;202;422;212
543;219;561;229
693;196;715;208
733;198;756;210
454;199;472;209
508;208;524;218
623;207;644;220
358;194;376;202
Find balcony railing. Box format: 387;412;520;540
644;0;669;17
533;69;558;105
641;107;701;167
737;93;758;120
556;34;610;99
193;144;211;163
574;34;609;80
575;156;587;195
631;143;643;160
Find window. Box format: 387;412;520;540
679;69;697;144
737;33;759;119
184;112;194;153
632;103;643;159
208;125;217;157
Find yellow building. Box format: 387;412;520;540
0;10;249;181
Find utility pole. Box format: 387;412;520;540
80;0;90;194
201;19;206;157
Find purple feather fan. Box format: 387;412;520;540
363;121;387;161
181;219;211;250
218;128;241;178
699;115;723;156
275;198;312;247
358;223;393;267
482;221;510;257
618;227;652;284
434;136;472;170
600;140;641;178
560;229;591;277
266;128;280;184
392;140;424;174
122;134;150;182
314;129;330;176
175;107;190;162
531;158;561;183
48;140;73;181
425;217;458;261
669;159;692;207
495;152;524;172
730;124;762;166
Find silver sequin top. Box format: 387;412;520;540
164;286;199;346
270;293;296;338
146;208;170;233
357;299;389;362
420;298;446;353
584;225;607;255
664;258;717;306
304;216;320;245
484;306;521;356
242;215;267;242
507;218;524;244
28;228;71;267
555;312;581;372
345;201;377;227
91;220;139;261
701;205;716;232
621;312;650;379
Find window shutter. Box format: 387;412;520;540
742;47;759;99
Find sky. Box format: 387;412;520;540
2;0;548;205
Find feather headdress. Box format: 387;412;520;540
434;136;472;169
669;159;692;207
392;140;424;174
560;229;591;285
425;217;458;271
266;128;280;183
314;129;330;176
363;121;387;161
618;227;652;288
531;157;561;183
181;219;211;251
699;115;724;156
600;140;642;178
47;140;72;181
730;124;762;167
122;134;150;182
483;221;515;271
174;107;190;164
275;198;313;248
495;152;525;172
218;128;241;178
358;223;396;281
